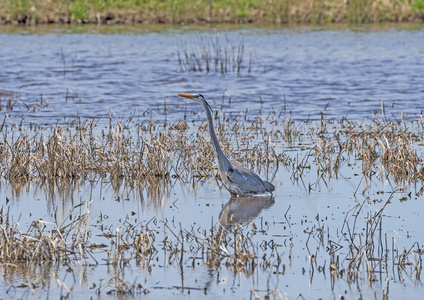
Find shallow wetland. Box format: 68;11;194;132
1;24;424;299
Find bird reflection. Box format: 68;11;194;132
218;195;275;233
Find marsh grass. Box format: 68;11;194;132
100;212;273;275
313;116;424;187
303;192;424;299
1;103;424;192
328;192;424;288
2;103;424;297
3;191;421;297
0;106;287;186
176;34;255;74
96;275;148;296
0;201;92;263
0;88;49;113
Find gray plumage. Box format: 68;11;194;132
178;93;275;196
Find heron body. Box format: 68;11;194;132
178;93;275;197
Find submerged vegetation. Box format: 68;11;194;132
0;0;423;25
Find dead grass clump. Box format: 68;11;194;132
0;118;176;184
2;100;424;191
379;133;422;183
326;192;423;287
104;218;158;269
96;275;148;296
206;225;258;273
0;107;285;187
0;202;91;263
340;197;390;284
0;90;19;111
394;243;424;284
176;34;256;74
100;209;277;275
0;87;50;113
313;117;424;186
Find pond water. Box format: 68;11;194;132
1;24;424;124
1;23;424;299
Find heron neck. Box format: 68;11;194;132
202;100;231;168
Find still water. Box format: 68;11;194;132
1;24;424;299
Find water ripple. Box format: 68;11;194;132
1;24;423;124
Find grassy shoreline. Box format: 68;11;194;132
0;0;423;25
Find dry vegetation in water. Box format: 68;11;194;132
307;191;424;293
1;192;422;297
176;34;256;74
0;202;92;264
313;114;424;187
0;103;424;192
0;199;282;296
0;88;49;113
1;103;424;297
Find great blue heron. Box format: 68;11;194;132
178;93;275;196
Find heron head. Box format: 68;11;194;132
177;93;205;102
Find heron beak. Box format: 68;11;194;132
177;93;194;99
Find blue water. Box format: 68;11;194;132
1;24;424;125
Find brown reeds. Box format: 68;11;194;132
0;110;288;187
2;102;424;298
1;183;422;297
1;103;424;191
2;195;419;290
348;196;421;286
0;201;92;263
0;87;50;113
312;116;424;188
176;34;256;74
305;191;423;298
101;213;272;275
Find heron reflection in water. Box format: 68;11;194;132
178;93;275;197
218;195;275;232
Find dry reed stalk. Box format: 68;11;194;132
98;214;269;275
0;201;92;263
314;117;424;187
104;217;158;270
0;110;286;187
1;101;424;193
176;34;255;75
325;192;424;285
0;87;50;114
96;275;147;296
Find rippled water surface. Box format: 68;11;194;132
1;24;424;124
1;24;424;299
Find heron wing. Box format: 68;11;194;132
226;164;268;194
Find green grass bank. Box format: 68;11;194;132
0;0;423;25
